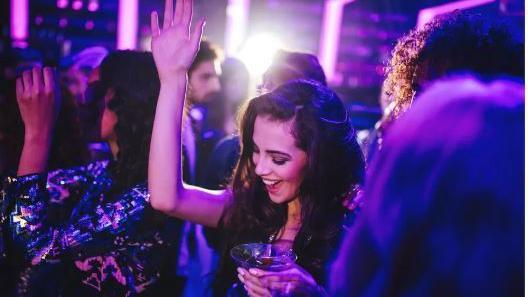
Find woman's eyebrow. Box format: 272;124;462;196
265;150;291;158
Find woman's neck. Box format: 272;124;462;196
276;198;302;242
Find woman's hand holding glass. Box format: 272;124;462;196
238;264;324;297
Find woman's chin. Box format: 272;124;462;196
268;193;296;205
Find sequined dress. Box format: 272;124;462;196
0;161;181;296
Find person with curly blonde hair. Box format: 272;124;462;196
377;11;523;146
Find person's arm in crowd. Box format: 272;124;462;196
16;67;60;176
148;0;229;228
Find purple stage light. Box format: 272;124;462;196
318;0;356;85
57;0;69;9
35;16;44;26
59;18;68;28
85;20;95;30
117;0;138;49
11;0;28;46
88;0;99;12
72;0;83;10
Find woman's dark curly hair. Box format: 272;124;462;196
382;11;524;123
99;51;160;192
213;80;365;293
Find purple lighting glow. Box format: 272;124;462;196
318;0;356;85
11;0;29;46
85;20;95;30
35;16;44;26
59;18;68;28
117;0;138;50
225;0;250;56
72;0;83;10
57;0;69;9
57;0;68;9
416;0;496;28
88;0;99;12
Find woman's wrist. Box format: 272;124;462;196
159;70;188;87
23;130;52;146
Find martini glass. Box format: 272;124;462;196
231;242;297;296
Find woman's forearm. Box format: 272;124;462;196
17;133;52;176
148;74;188;212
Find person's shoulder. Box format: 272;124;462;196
213;135;240;155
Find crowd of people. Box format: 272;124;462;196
0;0;523;296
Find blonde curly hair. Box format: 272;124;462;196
381;11;523;127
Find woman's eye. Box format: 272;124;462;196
272;159;287;165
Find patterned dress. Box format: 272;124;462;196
0;161;182;296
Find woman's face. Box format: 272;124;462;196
252;115;308;204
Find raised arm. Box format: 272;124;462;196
148;0;229;227
16;67;60;176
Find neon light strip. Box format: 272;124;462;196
225;0;250;56
417;0;496;29
11;0;29;44
318;0;355;84
117;0;138;49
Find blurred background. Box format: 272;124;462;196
0;0;524;129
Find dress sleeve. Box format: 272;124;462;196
3;173;51;265
8;178;152;265
3;161;156;265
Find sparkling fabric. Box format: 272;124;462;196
1;161;180;295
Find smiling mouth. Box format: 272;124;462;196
262;179;282;189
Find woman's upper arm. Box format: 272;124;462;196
153;184;231;228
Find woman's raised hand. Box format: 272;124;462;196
150;0;205;84
15;67;60;141
16;67;60;175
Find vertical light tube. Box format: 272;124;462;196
117;0;138;49
318;0;355;85
224;0;250;56
11;0;29;45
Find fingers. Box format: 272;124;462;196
163;0;173;29
15;78;24;101
32;67;43;93
151;11;160;37
181;0;192;27
174;0;184;25
238;268;269;297
42;67;55;94
190;17;205;49
248;268;272;276
245;285;270;297
244;280;270;297
22;70;32;91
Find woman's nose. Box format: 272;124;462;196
254;157;271;176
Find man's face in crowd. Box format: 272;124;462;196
188;60;221;103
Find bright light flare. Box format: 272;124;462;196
237;33;283;77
